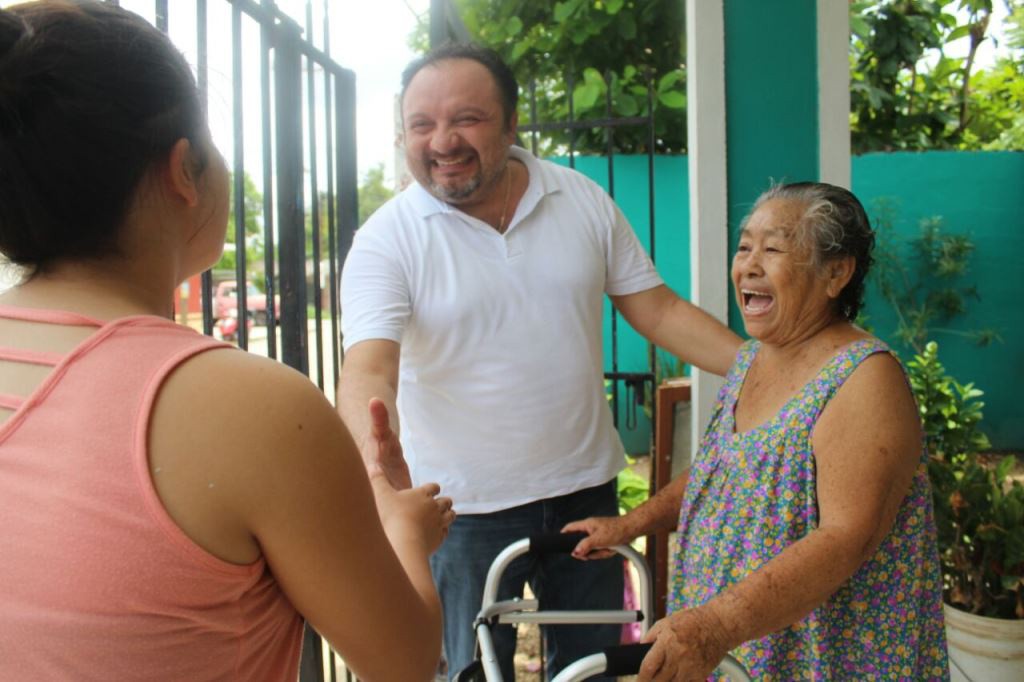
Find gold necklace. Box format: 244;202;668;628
497;163;513;234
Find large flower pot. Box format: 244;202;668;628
945;603;1024;681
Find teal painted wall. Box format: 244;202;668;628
561;151;1023;452
724;0;820;332
552;155;689;454
852;152;1024;449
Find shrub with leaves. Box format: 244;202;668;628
617;457;650;516
909;341;1024;618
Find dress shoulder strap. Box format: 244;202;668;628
802;338;894;416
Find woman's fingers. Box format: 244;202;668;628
418;481;441;497
562;517;625;559
637;635;666;681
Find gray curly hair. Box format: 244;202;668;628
746;182;875;321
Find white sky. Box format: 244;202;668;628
138;0;430;190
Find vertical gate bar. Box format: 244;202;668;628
154;0;169;316
647;76;657;376
323;10;341;391
300;625;325;682
604;70;616;198
643;71;660;629
646;75;656;266
306;2;325;391
154;0;167;32
260;0;278;359
334;69;358;306
528;80;538;156
605;70;619;427
197;0;214;336
232;2;249;350
275;15;310;376
566;73;576;170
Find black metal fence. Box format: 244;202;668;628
124;0;356;393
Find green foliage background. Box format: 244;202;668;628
414;0;1023;154
412;0;688;155
850;0;1024;152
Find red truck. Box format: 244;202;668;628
213;280;275;326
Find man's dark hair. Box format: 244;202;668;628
0;0;208;272
400;42;519;127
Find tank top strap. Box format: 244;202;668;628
0;304;104;327
0;347;64;366
0;394;23;410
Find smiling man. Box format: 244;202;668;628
337;43;741;680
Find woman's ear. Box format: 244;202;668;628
825;256;856;299
165;138;201;208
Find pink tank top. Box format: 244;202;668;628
0;306;303;680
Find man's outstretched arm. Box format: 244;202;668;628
611;285;741;377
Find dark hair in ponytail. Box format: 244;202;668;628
0;0;207;271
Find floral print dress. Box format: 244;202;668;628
668;339;949;680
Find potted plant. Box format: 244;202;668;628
908;342;1024;680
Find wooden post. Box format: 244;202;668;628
649;377;691;620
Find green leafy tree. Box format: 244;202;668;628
850;0;1023;152
413;0;687;155
971;1;1024;149
358;163;395;226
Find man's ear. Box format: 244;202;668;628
505;111;519;144
826;256;856;299
165;138;201;208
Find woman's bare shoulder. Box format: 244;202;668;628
816;345;921;450
147;348;360;562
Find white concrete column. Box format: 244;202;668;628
686;0;729;454
817;0;851;188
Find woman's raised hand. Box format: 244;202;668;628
370;474;455;556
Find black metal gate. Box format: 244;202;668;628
127;0;356;391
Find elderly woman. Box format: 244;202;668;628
565;183;948;680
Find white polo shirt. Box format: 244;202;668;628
341;146;662;513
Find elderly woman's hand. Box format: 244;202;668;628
638;606;732;682
561;516;636;560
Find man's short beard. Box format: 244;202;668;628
429;172;482;201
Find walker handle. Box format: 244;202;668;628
602;642;654;676
529;531;587;554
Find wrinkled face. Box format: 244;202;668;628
400;58;516;208
731;198;841;346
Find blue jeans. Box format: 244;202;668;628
432;480;623;680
